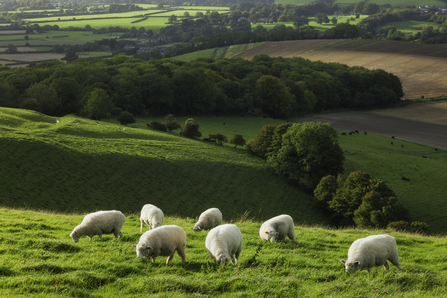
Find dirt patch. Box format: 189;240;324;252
370;102;447;125
236;40;447;99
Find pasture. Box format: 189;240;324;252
2;108;447;233
376;20;433;35
0;207;446;297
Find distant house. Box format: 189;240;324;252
334;11;343;15
238;17;249;22
124;44;135;50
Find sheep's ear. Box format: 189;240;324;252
132;244;137;248
340;259;346;264
354;261;360;265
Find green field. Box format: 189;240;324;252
275;0;446;6
1;207;447;297
1;108;447;234
155;10;229;17
22;10;165;22
377;20;436;34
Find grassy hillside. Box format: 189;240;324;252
2;108;447;233
1;208;446;297
0;108;329;226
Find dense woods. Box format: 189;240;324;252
0;54;403;119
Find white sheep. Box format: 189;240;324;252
341;234;402;274
140;204;164;232
259;214;295;242
132;225;186;264
192;208;222;232
69;210;125;243
205;224;243;265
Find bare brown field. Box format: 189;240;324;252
0;47;37;53
0;53;65;65
237;40;447;99
371;101;447;125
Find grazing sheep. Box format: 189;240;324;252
205;224;243;265
192;208;222;232
140;204;164;232
260;214;295;242
132;225;186;264
70;210;125;243
340;234;402;274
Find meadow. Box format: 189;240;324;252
1;207;447;297
377;20;435;35
2;107;447;234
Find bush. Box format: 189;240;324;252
410;221;431;235
149;121;167;132
387;221;410;232
182;118;201;138
248;125;276;158
230;134;246;148
164;114;181;132
117;111;136;125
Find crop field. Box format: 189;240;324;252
2;208;447;297
237;39;447;99
23;10;165;22
32;17;170;32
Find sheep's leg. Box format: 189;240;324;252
383;261;389;271
98;235;103;241
166;253;175;264
234;251;241;265
177;247;187;263
140;221;143;233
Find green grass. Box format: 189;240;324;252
376;20;437;35
155;10;229;17
0;108;328;227
172;48;216;61
22;10;164;22
2;108;447;234
1;207;447;297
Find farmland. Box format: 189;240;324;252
236;39;447;99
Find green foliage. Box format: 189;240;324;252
247;124;276;158
313;174;339;205
164;114;181;132
149;121;167;132
230;134;246;148
84;88;115;120
256;75;292;119
268;122;345;189
268;122;294;158
182;118;202;138
387;220;431;235
117;111;136;125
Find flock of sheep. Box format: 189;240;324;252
69;206;402;273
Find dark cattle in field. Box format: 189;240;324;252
349;132;353;135
422;156;427;158
355;130;359;134
392;136;395;139
435;148;438;151
401;144;404;148
364;132;367;135
391;142;393;145
341;133;346;136
401;177;410;181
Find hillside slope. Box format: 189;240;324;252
236;39;447;99
0;108;329;226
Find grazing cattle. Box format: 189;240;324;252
422;156;427;158
223;122;225;125
435;148;438;151
401;144;404;148
392;136;395;139
401;177;410;181
355;130;359;134
349;132;353;135
391;142;393;145
341;133;346;136
364;132;367;135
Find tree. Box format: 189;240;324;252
24;83;60;116
117;111;136;125
24;35;29;40
182;118;202;138
164;114;181;132
314;13;326;25
256;75;292;119
331;17;338;25
268;122;294;157
293;16;309;28
5;44;17;53
267;122;345;189
168;15;177;23
247;124;277;158
230;134;246;148
0;82;20;108
84;88;115;120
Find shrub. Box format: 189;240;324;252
230;134;246;148
149;121;167;132
182;118;201;138
248;125;276;158
410;221;431;235
164;114;181;132
387;221;410;232
117;111;136;125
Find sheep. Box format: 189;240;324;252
140;204;164;232
340;234;402;274
205;224;243;265
70;210;125;243
259;214;295;242
192;208;222;232
132;225;186;264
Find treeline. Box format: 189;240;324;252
0;53;403;119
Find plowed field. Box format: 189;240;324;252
236;39;447;99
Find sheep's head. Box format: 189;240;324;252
132;244;154;258
340;260;361;273
216;253;234;265
264;229;278;242
192;225;202;232
69;231;80;243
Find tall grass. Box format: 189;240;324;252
0;208;446;297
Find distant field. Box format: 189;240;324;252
377;20;436;35
276;0;446;6
23;10;164;22
155;10;229;17
237;39;447;99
